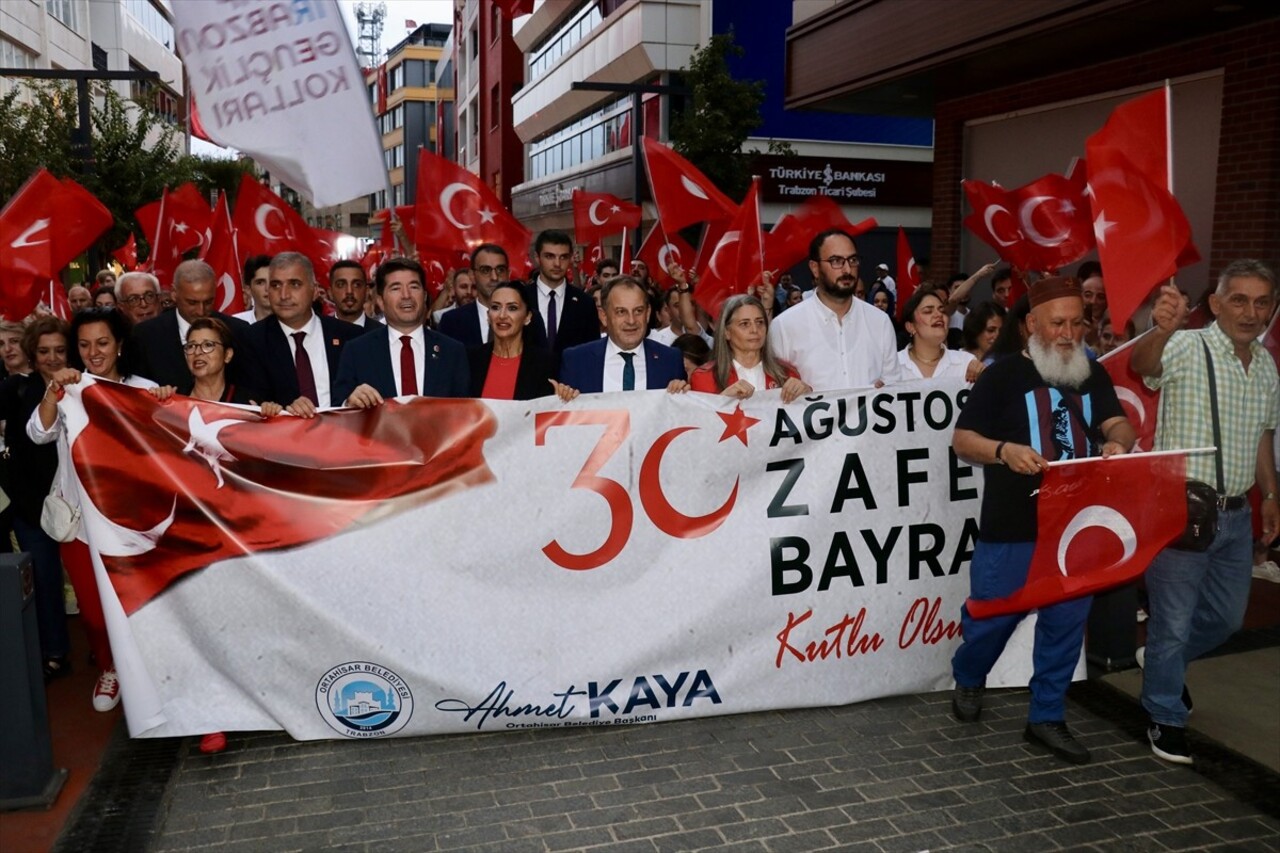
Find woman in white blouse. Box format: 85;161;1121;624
898;288;983;382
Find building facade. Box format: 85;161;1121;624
453;0;524;207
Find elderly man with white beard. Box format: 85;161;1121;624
948;276;1137;765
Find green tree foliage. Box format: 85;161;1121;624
0;81;251;258
668;32;793;201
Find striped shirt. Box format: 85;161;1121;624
1145;323;1278;495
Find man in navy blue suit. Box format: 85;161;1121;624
558;276;689;394
335;257;469;406
242;252;368;416
437;243;507;347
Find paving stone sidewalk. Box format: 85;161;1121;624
143;687;1280;852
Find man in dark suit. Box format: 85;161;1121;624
242;251;368;415
335;257;469;406
559;276;688;394
526;230;598;360
437;243;507;347
133;260;254;389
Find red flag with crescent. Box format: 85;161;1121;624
1097;331;1161;452
203;194;245;314
642;137;736;235
966;453;1186;619
694;178;763;316
637;223;695;290
413;147;531;263
70;382;498;615
112;233;139;270
763;195;876;275
572;190;642;247
895;226;922;319
962;164;1093;274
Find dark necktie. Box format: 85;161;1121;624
621;351;636;391
292;331;318;405
546;289;558;351
400;335;417;396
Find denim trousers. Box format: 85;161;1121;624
13;515;70;661
1141;506;1253;727
952;540;1092;724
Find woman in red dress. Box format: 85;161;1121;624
466;282;563;400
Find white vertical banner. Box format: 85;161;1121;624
174;1;386;207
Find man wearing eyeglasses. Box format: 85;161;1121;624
770;229;901;391
115;271;163;324
133;260;255;389
437;243;507;347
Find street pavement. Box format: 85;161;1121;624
126;684;1280;852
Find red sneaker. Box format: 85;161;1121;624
92;669;120;712
199;732;227;754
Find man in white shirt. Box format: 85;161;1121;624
526;230;598;358
875;262;897;296
770;229;901;392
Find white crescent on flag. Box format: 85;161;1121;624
440;183;481;230
1018;196;1068;247
254;204;287;241
588;200;609;226
982;205;1019;247
1056;505;1137;576
681;176;710;201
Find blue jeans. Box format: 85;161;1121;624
1141;506;1253;727
13;515;69;661
952;540;1092;724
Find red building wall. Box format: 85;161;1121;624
930;18;1280;284
478;0;525;208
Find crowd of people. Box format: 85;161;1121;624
0;225;1274;766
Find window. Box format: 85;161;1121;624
46;0;80;33
490;3;501;43
527;97;630;180
527;4;602;83
124;0;174;50
489;84;500;130
389;63;404;91
0;37;35;96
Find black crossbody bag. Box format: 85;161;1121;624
1170;339;1222;552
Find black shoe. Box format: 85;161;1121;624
1024;722;1091;765
1182;685;1194;714
43;656;72;683
952;685;985;722
1148;723;1193;765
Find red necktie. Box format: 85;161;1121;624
292;331;318;405
400;335;417;396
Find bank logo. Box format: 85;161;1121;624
316;661;414;738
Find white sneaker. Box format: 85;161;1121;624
1135;646;1145;669
1252;561;1280;583
92;669;120;712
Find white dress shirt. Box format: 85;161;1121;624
602;338;647;392
280;313;331;407
732;359;767;391
232;308;257;324
176;311;192;344
769;293;901;392
387;324;426;396
897;346;977;381
535;277;567;339
473;301;490;344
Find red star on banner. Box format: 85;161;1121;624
717;404;760;446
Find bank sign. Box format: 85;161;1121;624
754;155;933;207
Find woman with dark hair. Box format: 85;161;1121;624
28;307;169;714
961;301;1006;363
690;294;811;403
899;288;982;381
671;333;711;379
179;317;260;405
466;282;560;400
93;286;117;308
0;317;70;680
986;293;1032;362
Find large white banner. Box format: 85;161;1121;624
64;379;1058;740
174;0;386;206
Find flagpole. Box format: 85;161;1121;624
150;187;169;275
1047;446;1216;468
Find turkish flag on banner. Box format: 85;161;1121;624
137;182;214;262
204;195;244;314
642;137;736;235
414;147;530;262
572;190;642;247
967;453;1187;619
1098;331;1161;452
1085;88;1199;334
961;165;1093;274
0;169;113;281
695;178;763;316
895;226;922;319
112;233;139;270
763;195;876;274
637;223;695;289
70;381;498;615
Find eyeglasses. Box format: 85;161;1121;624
821;256;860;270
474;264;509;277
121;292;160;306
182;340;225;355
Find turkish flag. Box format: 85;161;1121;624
112;233;139;270
70;382;498;615
413;147;531;264
637;223;695;289
204;194;244;314
1098;331;1161;453
309;227;354;288
137;183;214;277
966;453;1187;619
642;137;735;235
961;165;1093;274
579;243;603;279
695;178;763;316
763;195;876;274
44;280;72;321
375;205;417;252
572;190;642;247
420;247;469;298
1085;88;1199;334
1;169;113;281
895;227;922;319
231;174;311;259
